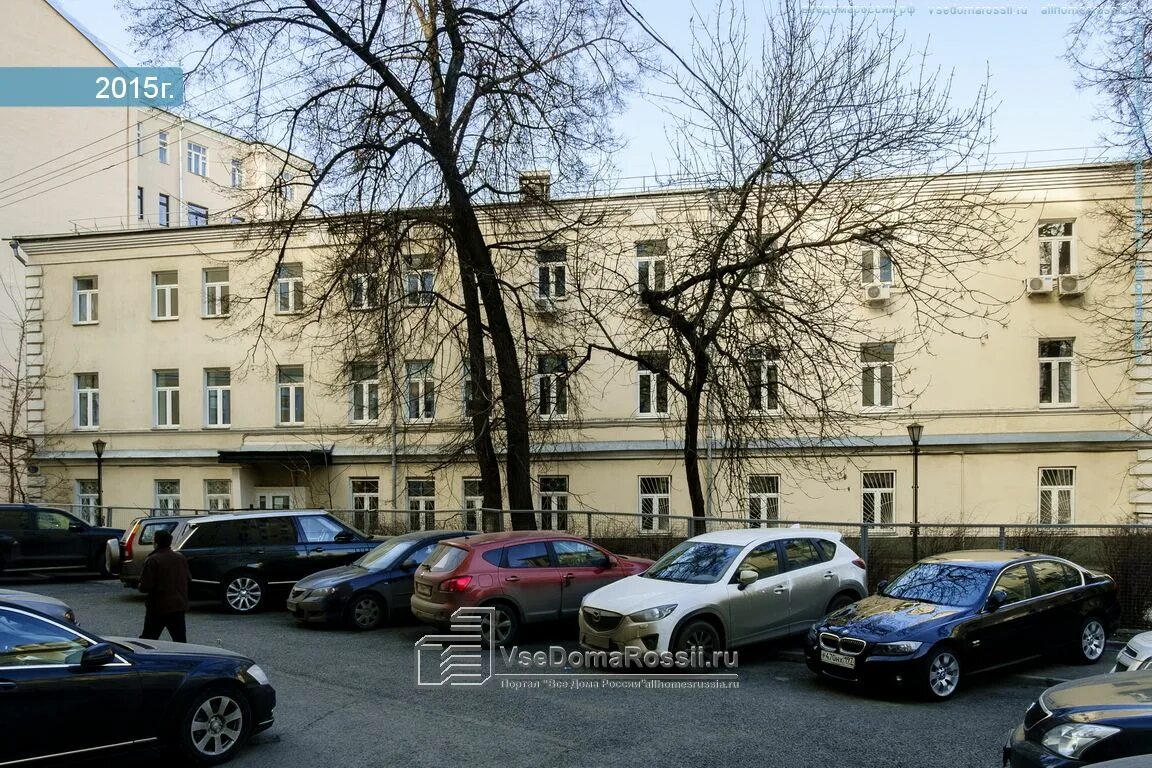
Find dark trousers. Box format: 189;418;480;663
141;610;187;643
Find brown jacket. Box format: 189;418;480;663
138;547;190;614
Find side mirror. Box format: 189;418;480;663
986;590;1009;612
737;569;758;588
875;579;889;595
400;559;418;571
79;643;116;669
334;531;355;543
607;556;620;568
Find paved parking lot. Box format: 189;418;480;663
6;576;1118;768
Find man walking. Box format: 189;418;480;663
138;529;190;642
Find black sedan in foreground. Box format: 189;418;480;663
805;550;1120;700
287;529;477;630
0;601;275;766
1004;671;1152;766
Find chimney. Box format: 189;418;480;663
519;170;552;202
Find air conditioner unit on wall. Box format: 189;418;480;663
1058;275;1086;297
862;283;891;304
1026;275;1054;295
533;297;557;314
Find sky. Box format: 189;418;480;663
53;0;1114;183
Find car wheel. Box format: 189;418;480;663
825;592;858;615
675;619;723;669
347;593;386;631
480;603;519;648
222;573;267;614
1072;616;1107;664
178;687;251;765
923;645;961;701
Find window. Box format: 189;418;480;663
637;353;669;417
636;240;667;292
639;476;671;532
861;471;895;526
187;142;208;177
748;475;779;527
230;159;244;188
351;479;380;531
204;368;231;428
280;171;295;201
34;510;70;531
0;608;93;668
275;263;304;313
350;273;379;310
247;517;299;546
350;361;379;423
462;478;483;530
203;267;229;317
737;542;781;579
1039;339;1075;406
158;130;168;163
553;540;608;569
747;347;780;413
75;373;99;429
277;365;305;425
537;248;567;299
152;271;179;320
537;354;568;418
187;204;208;227
205;479;232;511
184;520;242;548
136;122;143;156
1039;221;1074;276
539;476;569;530
136;186;144;221
407;479;436;530
993;564;1033;605
1032;560;1083;594
404;270;435;306
1039;467;1075;524
405;360;435;422
782;539;825;571
74;276;98;324
860;342;895;408
505;541;551;568
154;370;180;427
76;480;99;522
297;515;346;543
861;246;893;285
154;480;181;513
158;194;170;227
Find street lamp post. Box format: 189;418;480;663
907;423;923;563
91;439;106;527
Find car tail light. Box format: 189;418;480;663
851;558;866;570
124;524;140;560
439;576;473;593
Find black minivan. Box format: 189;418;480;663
176;510;375;614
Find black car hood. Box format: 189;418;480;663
819;594;965;640
109;636;251;661
1041;671;1152;720
295;564;368;589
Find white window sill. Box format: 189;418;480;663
202;313;230;320
749;409;782;417
277;422;306;427
152;316;179;322
538;414;569;421
274;310;304;316
74;426;100;432
153;425;181;430
73;320;99;326
1038;403;1078;409
405;418;436;425
858;405;897;413
349;419;380;427
205;424;231;430
636;412;669;419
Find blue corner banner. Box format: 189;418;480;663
0;67;185;107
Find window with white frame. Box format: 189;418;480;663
187;203;208;227
76;480;99;521
636;240;668;292
277;365;305;425
461;357;491;419
351;478;380;531
349;272;379;310
158;194;170;227
154;479;181;513
158;131;169;163
154;370;180;428
136;122;143;156
1039;339;1075;406
537;354;568;418
861;471;895;527
230;159;244;188
746;346;780;413
276;263;304;313
407;478;436;530
748;475;780;527
203;267;229;317
1039;467;1075;524
74;276;98;324
539;476;569;530
537;248;567;299
205;368;231;428
404;270;435;306
350;361;379;423
1039;222;1074;276
639;476;671;532
152;271;179;320
462;478;483;530
406;360;435;422
205;479;232;511
637;352;669;417
280;171;295;201
860;342;895;408
861;246;893;285
187;142;208;177
75;373;99;429
136;186;144;221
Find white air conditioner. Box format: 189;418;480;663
1058;275;1086;297
533;297;557;314
1025;275;1054;295
862;283;891;304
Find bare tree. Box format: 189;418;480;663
0;271;36;502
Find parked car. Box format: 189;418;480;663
0;599;274;766
176;510;376;614
0;503;122;576
119;514;198;587
1004;670;1152;767
410;531;652;646
806;550;1120;701
287;530;477;630
1112;631;1152;673
578;529;866;657
0;588;76;625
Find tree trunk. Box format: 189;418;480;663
682;350;710;536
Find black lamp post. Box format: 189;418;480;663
91;439;106;527
907;423;923;563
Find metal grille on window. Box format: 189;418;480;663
539;476;569;530
155;480;181;514
639;476;670;531
351;479;380;531
205;479;232;511
862;471;895;526
1039;468;1075;524
748;475;780;527
407;479;436;531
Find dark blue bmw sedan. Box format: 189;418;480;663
805;550;1120;700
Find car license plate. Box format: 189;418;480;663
416;583;431;597
821;650;855;669
584;633;609;649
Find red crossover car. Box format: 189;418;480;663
410;531;652;646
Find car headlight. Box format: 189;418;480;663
243;664;271;686
872;641;922;656
1041;723;1120;759
628;604;677;623
310;587;338;596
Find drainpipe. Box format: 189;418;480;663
177;118;185;227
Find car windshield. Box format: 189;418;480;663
642;541;742;584
355;539;409;571
882;563;995;607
